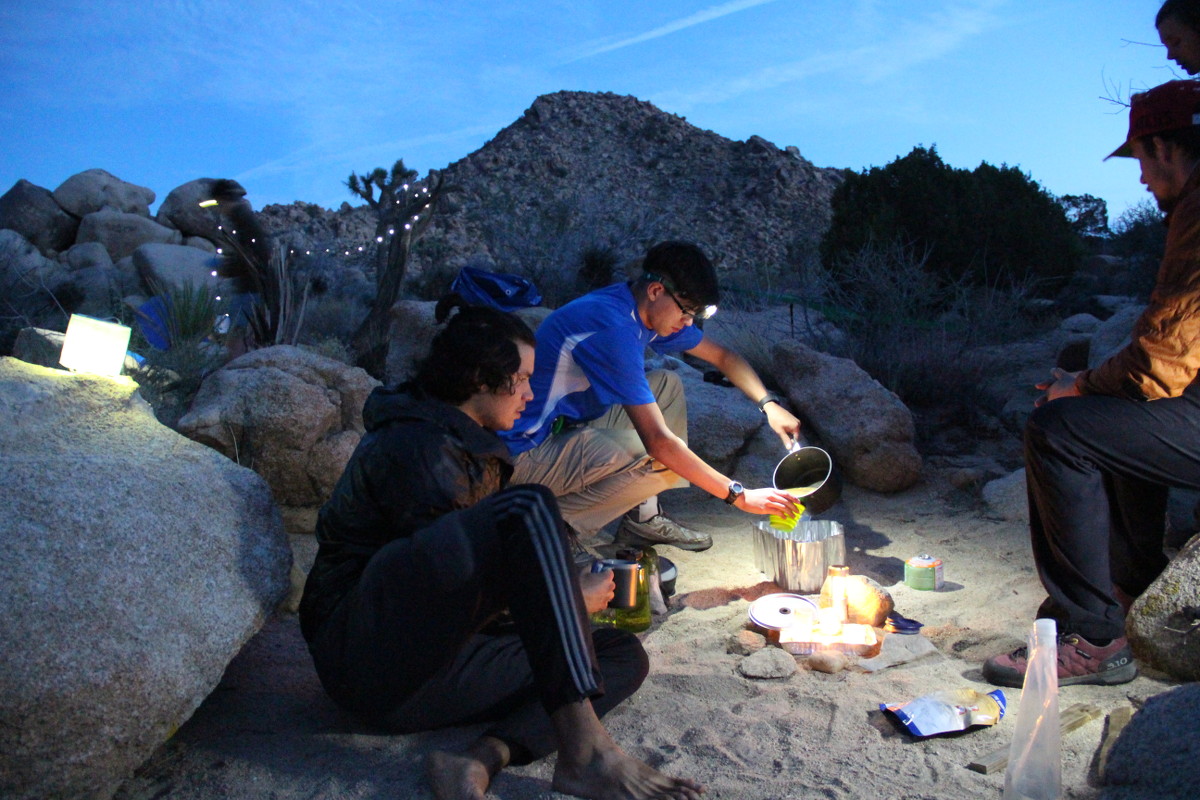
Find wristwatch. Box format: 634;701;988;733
756;392;783;413
724;480;745;505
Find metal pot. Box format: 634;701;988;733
771;442;840;514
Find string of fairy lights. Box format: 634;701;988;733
209;183;434;262
197;183;434;304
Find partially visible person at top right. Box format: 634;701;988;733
1158;0;1200;75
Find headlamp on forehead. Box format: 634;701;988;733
643;271;718;320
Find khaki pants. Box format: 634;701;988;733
511;369;689;538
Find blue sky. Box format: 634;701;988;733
0;1;1178;226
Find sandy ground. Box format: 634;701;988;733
112;451;1180;800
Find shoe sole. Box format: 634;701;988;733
983;660;1138;688
1059;662;1139;686
615;530;713;552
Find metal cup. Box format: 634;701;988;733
599;559;640;609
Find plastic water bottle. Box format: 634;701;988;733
1003;618;1062;800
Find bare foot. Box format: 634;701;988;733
552;741;705;800
425;751;490;800
426;737;510;800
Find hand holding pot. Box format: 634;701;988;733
734;487;805;516
764;403;802;449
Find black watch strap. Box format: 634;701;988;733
724;481;744;505
756;392;783;413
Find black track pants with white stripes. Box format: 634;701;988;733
306;483;648;763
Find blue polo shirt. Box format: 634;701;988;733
500;282;703;455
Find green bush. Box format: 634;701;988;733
1109;199;1166;299
820;146;1083;294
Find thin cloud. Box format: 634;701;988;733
657;0;1004;110
235;123;501;182
565;0;784;63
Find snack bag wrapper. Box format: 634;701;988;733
880;688;1006;737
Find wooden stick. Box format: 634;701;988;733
1096;705;1135;781
966;702;1102;775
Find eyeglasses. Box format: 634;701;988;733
643;272;717;320
665;290;703;320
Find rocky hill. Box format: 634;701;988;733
261;90;844;300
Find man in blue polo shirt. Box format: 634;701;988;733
499;240;804;551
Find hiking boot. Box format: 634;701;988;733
615;513;713;552
982;633;1138;688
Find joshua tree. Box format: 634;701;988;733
346;159;446;378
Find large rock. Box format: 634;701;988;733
676;359;767;473
177;346;380;528
0;229;74;341
76;208;183;262
57;242;127;317
131;242;225;295
0;358;290;800
772;339;921;493
1126;532;1200;681
1088;305;1143;367
1100;685;1200;800
0;178;79;253
53;168;155;218
382;299;439;384
982;468;1029;523
61;241;114;271
11;327;68;368
155;178;225;240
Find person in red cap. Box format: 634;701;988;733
983;79;1200;688
1158;0;1200;75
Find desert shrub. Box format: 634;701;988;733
821;145;1083;295
131;280;231;427
298;294;367;350
818;240;1042;412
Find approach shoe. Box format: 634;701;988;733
615;513;713;552
982;633;1137;688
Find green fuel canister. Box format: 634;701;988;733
904;554;944;591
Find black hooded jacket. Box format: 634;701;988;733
298;383;513;642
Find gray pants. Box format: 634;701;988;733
511;369;689;538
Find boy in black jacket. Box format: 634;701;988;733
300;296;703;800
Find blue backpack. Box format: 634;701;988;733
450;266;542;312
